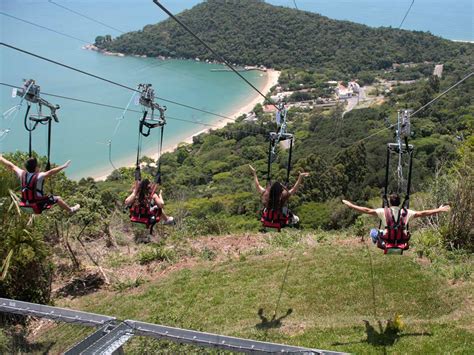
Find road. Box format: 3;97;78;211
343;86;366;116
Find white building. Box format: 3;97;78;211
270;91;293;102
348;81;360;94
335;83;353;99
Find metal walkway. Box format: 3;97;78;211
0;298;346;354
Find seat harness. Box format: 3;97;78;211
16;80;60;214
262;103;294;231
377;109;414;253
129;83;166;233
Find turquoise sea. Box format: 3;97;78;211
1;0;472;179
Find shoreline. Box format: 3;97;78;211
91;69;280;181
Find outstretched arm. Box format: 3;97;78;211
0;155;21;172
342;199;377;216
43;160;71;178
249;165;265;194
414;205;450;218
288;172;310;195
124;181;139;206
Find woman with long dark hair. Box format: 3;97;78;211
125;179;174;225
249;165;309;224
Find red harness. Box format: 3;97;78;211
379;207;411;254
261;208;289;232
129;186;162;232
19;172;52;214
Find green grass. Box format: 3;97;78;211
47;240;473;354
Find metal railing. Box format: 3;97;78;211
0;298;346;354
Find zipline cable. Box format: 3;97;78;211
0;83;268;144
344;70;474;149
1;81;34;142
2;11;223;87
4;67;467;167
411;71;474;117
0;43;234;121
0;12;92;45
398;0;415;29
107;92;137;171
273;247;296;318
47;0;125;34
0;82;234;129
152;0;278;109
292;0;298;10
364;241;378;320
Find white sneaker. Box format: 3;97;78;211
70;204;81;213
163;216;175;225
290;214;299;225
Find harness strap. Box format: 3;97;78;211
155;125;164;184
384;207;410;243
21;172;46;202
46;117;52;171
136;111;148;169
285;136;293;186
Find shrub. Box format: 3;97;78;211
137;246;176;265
442;141;473;252
112;277;146;292
296;202;331;230
200;247;217;261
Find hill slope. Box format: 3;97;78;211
98;0;472;73
31;233;474;354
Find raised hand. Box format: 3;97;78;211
438;204;451;212
249;164;256;175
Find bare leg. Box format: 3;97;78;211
154;192;170;222
56;197;80;213
56;197;71;211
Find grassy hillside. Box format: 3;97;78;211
28;232;473;354
98;0;473;73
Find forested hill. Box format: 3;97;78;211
96;0;472;73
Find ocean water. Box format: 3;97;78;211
0;0;266;179
272;0;473;41
1;0;472;179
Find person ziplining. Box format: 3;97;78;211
125;83;174;233
0;155;80;214
250;165;309;231
342;195;450;252
342;110;450;254
249;102;309;231
1;79;80;214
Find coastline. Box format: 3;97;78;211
91;69;280;181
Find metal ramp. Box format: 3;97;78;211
1;298;346;354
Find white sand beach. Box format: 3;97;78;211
91;69;280;181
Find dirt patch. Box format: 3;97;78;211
280;320;309;336
101;234;268;292
54;271;105;298
189;233;267;259
336;237;366;247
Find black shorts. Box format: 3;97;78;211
39;195;58;206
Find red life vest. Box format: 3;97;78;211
19;172;52;214
261;208;289;232
380;207;411;253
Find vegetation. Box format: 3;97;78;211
1;1;473;352
97;0;473;74
18;236;474;353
